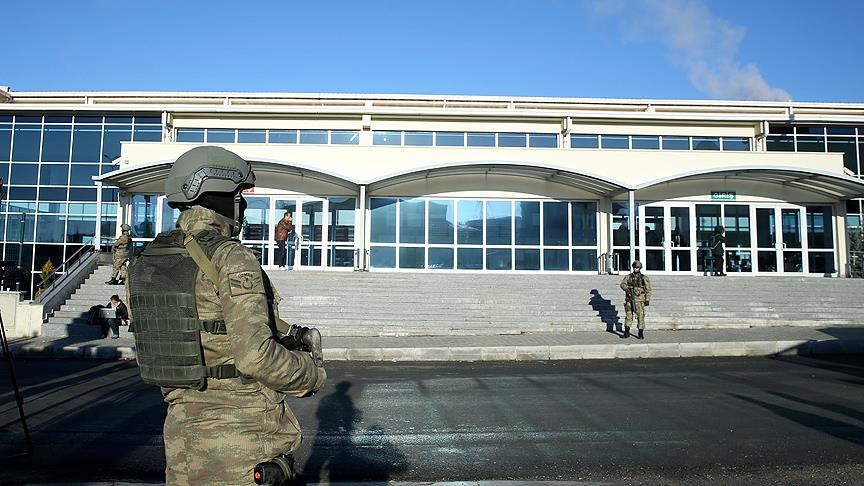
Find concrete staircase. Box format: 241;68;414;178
40;265;129;339
271;271;864;337
39;265;864;339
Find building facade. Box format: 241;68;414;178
1;88;863;296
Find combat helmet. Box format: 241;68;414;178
121;223;131;233
165;146;255;207
632;260;643;269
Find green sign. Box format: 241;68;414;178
711;191;736;201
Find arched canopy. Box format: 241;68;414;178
367;162;630;196
96;158;360;193
636;166;864;199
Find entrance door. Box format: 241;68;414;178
272;196;357;271
755;206;806;274
639;204;695;273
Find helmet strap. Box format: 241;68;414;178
232;192;242;237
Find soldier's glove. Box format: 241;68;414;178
280;325;325;367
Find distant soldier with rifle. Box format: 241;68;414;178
620;260;651;339
106;224;131;285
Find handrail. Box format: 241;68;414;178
35;244;96;299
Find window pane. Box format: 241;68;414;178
571;201;597;246
299;130;328;144
244;196;271;240
237;129;266;143
572;249;598;271
5;213;35;242
544;249;569;270
176;129;205;143
328;197;355;242
399;247;424;269
38;202;66;213
457;200;483;245
457;248;483;269
766;135;794;152
399;199;425;244
12;125;41;161
724;205;750;248
797;126;825;135
428;199;455;244
161;198;180;232
796;136;825;152
67;203;96;214
631;135;659;150
543;201;568;246
268;130;297;144
331;131;359;145
73;115;101;124
693;137;720;151
806;206;833;249
106;116;132;124
612;201;630;247
71;126;102;162
9;186;37;200
662;136;690;150
529;133;557;148
207;129;235;143
404;131;433;146
133;125;162;142
373;131;401;145
808;252;835;274
428;248;454;269
102;125;132;163
467;132;495;147
722;137;750;151
486;200;511;245
69;188;97;201
131;194;157;238
41;125;71;162
515;249;540;270
601;135;628;149
370;198;397;243
498;133;526;148
40;187;67;201
435;132;464;147
0;124;11;161
486;248;511;270
134;116;161;125
69;164;99;186
826;126;855;135
66;216;96;243
769;124;794;135
370;246;395;268
570;134;599;149
514;201;540;245
36;215;65;242
10;163;39;185
39;164;69;185
827;137;857;173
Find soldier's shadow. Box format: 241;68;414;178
589;289;622;335
301;381;409;482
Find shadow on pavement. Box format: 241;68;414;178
301;380;408;482
589;289;622;335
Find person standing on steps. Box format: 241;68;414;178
274;211;294;269
106;224;131;285
620;260;651;339
710;225;727;276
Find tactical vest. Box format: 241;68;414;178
127;229;240;390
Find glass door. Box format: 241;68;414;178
754;206;807;274
669;206;693;272
640;206;665;271
639;204;695;273
300;199;325;268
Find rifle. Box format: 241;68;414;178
629;286;638;314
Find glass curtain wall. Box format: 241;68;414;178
370;197;598;271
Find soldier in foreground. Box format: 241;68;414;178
105;223;131;285
620;260;651;339
127;146;326;485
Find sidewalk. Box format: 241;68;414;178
8;326;864;361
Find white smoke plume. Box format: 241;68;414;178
590;0;791;101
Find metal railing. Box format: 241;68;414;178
848;251;864;278
598;252;621;275
35;244;96;302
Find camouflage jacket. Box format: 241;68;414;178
133;206;326;399
620;272;652;301
113;233;131;252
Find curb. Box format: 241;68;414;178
8;338;864;361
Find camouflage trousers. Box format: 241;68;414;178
111;252;128;280
624;299;647;329
163;386;302;485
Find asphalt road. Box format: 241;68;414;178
1;355;863;484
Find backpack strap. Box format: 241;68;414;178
183;233;221;287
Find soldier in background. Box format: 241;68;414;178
620;260;651;339
105;224;131;285
127;146;326;484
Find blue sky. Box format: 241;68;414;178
1;0;861;102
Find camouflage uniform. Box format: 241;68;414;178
110;232;131;281
137;206;326;485
620;271;652;330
